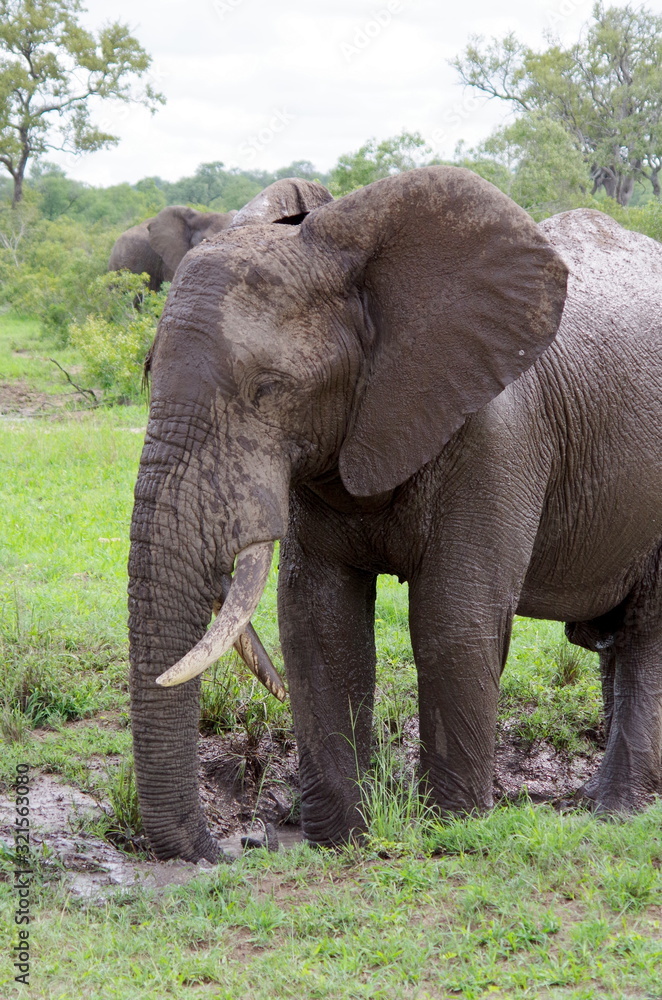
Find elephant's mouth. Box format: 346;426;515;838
155;540;282;693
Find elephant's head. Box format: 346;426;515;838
147;206;237;281
128;167;568;861
229;177;334;226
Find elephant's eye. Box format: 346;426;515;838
245;369;293;410
252;379;281;407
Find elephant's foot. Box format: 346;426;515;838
299;788;367;848
147;824;223;864
296;748;369;847
300;808;368;849
575;763;659;816
419;756;494;818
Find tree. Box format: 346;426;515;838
273;160;321;182
328;131;431;196
155;162;264;212
452;3;662;205
474;112;589;218
0;0;164;206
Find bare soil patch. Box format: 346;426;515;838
0;379;91;417
0;725;602;900
495;728;598;802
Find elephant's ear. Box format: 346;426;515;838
301;166;568;497
148;206;197;280
188;211;235;239
230;178;333;227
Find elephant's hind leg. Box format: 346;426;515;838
581;573;662;812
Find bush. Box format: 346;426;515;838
595;197;662;242
0;201;121;342
69;272;167;404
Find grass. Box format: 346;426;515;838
0;312;660;999
1;804;661;998
0;312;89;395
90;760;148;854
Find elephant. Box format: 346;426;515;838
108;180;333;292
108;206;236;291
108;217;165;291
127;165;662;863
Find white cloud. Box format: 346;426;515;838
52;0;655;186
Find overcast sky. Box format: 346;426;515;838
51;0;662;187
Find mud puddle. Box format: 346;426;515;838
0;728;600;901
0;767;303;903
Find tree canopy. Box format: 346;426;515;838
0;0;163;205
328;131;430;195
452;2;662;205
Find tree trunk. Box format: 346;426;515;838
11;137;33;207
591;166;636;206
616;173;634;206
11;170;23;208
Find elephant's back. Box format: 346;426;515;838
534;208;662;420
515;210;662;618
539;209;662;342
108;218;161;278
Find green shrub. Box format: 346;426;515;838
0;203;120;342
69;272;167;404
596;197;662;242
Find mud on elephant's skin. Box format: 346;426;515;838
127;166;662;862
108;179;333;292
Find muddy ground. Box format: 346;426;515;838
0;725;601;901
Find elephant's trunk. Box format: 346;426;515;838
128;515;221;861
128;406;288;861
156;541;275;688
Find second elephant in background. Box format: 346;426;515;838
108;205;236;291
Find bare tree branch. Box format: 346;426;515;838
48;358;98;403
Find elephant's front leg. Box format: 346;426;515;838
278;534;377;846
409;571;515;814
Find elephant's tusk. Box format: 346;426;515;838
156;542;275;688
233;624;286;702
214;575;286;700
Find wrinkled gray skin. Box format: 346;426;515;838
128;166;662;862
229;177;332;227
108;205;236;291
